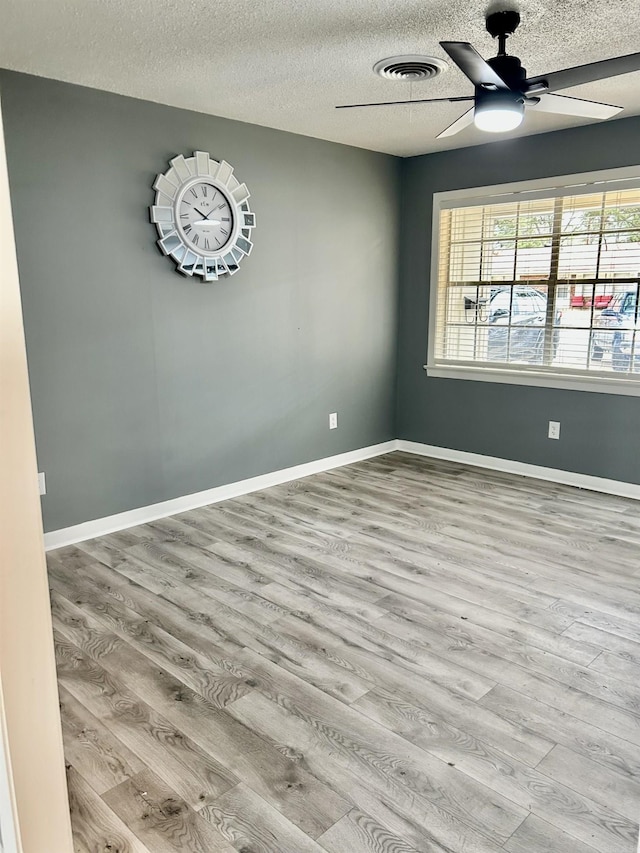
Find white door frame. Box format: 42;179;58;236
0;87;73;853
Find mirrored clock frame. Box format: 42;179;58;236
150;151;255;281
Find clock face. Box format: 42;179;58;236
151;151;255;281
178;181;234;255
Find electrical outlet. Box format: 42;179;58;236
329;412;338;430
548;421;560;440
38;472;46;495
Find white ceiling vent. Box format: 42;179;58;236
373;55;448;82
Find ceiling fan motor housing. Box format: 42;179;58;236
487;54;526;91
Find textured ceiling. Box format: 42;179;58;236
2;0;640;156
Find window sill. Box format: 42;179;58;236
424;363;640;397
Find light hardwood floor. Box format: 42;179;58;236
46;452;640;853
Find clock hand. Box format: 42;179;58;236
198;208;222;221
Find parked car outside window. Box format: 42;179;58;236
487;286;557;364
591;289;639;371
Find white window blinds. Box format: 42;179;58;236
430;177;640;391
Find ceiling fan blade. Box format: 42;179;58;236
526;52;640;94
530;93;623;119
440;42;509;90
335;95;473;109
436;107;475;139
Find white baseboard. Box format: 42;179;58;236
397;439;640;501
44;437;640;550
43;440;398;551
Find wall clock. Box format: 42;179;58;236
150;151;255;281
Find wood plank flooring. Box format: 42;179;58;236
46;451;640;853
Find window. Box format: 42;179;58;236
427;167;640;395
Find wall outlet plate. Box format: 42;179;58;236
329;412;338;430
548;421;561;440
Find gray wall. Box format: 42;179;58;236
397;117;640;484
0;72;400;532
6;69;639;531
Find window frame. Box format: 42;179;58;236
425;164;640;397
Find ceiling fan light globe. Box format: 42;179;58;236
474;98;524;133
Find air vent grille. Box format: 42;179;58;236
373;55;448;81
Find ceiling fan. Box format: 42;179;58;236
336;10;640;138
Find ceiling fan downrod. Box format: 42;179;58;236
484;10;526;91
486;9;521;56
